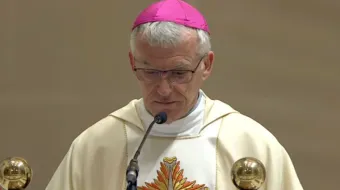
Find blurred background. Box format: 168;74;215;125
1;0;339;189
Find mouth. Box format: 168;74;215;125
154;101;176;105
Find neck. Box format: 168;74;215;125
180;92;201;119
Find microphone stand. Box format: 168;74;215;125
125;119;158;190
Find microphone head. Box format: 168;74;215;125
155;112;167;124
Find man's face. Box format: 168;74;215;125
129;31;214;123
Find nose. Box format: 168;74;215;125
156;78;172;97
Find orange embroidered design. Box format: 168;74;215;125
137;157;209;190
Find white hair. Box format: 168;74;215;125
129;21;211;56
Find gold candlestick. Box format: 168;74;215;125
0;157;32;190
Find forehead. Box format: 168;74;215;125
134;33;199;69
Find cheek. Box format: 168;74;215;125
173;84;188;95
174;83;195;102
180;78;202;100
140;82;156;98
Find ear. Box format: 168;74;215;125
128;50;135;71
202;51;214;80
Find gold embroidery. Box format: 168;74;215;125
138;157;209;190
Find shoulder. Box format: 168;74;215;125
72;98;142;145
60;111;129;181
214;101;281;147
204;94;278;144
71;114;126;148
217;109;286;161
69;98;145;151
226;112;275;137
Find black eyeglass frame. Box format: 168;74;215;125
133;53;208;84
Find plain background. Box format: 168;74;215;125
1;0;339;189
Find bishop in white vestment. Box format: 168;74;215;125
45;91;303;190
46;0;304;189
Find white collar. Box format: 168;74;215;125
136;91;206;137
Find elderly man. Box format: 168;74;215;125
46;0;304;189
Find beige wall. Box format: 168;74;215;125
1;0;339;189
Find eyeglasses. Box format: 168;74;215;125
133;54;207;84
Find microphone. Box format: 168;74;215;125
126;112;167;190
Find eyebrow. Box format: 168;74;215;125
173;62;192;69
134;57;148;64
134;57;193;69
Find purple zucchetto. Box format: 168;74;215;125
132;0;210;34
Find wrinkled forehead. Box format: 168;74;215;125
134;55;194;70
133;33;199;69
